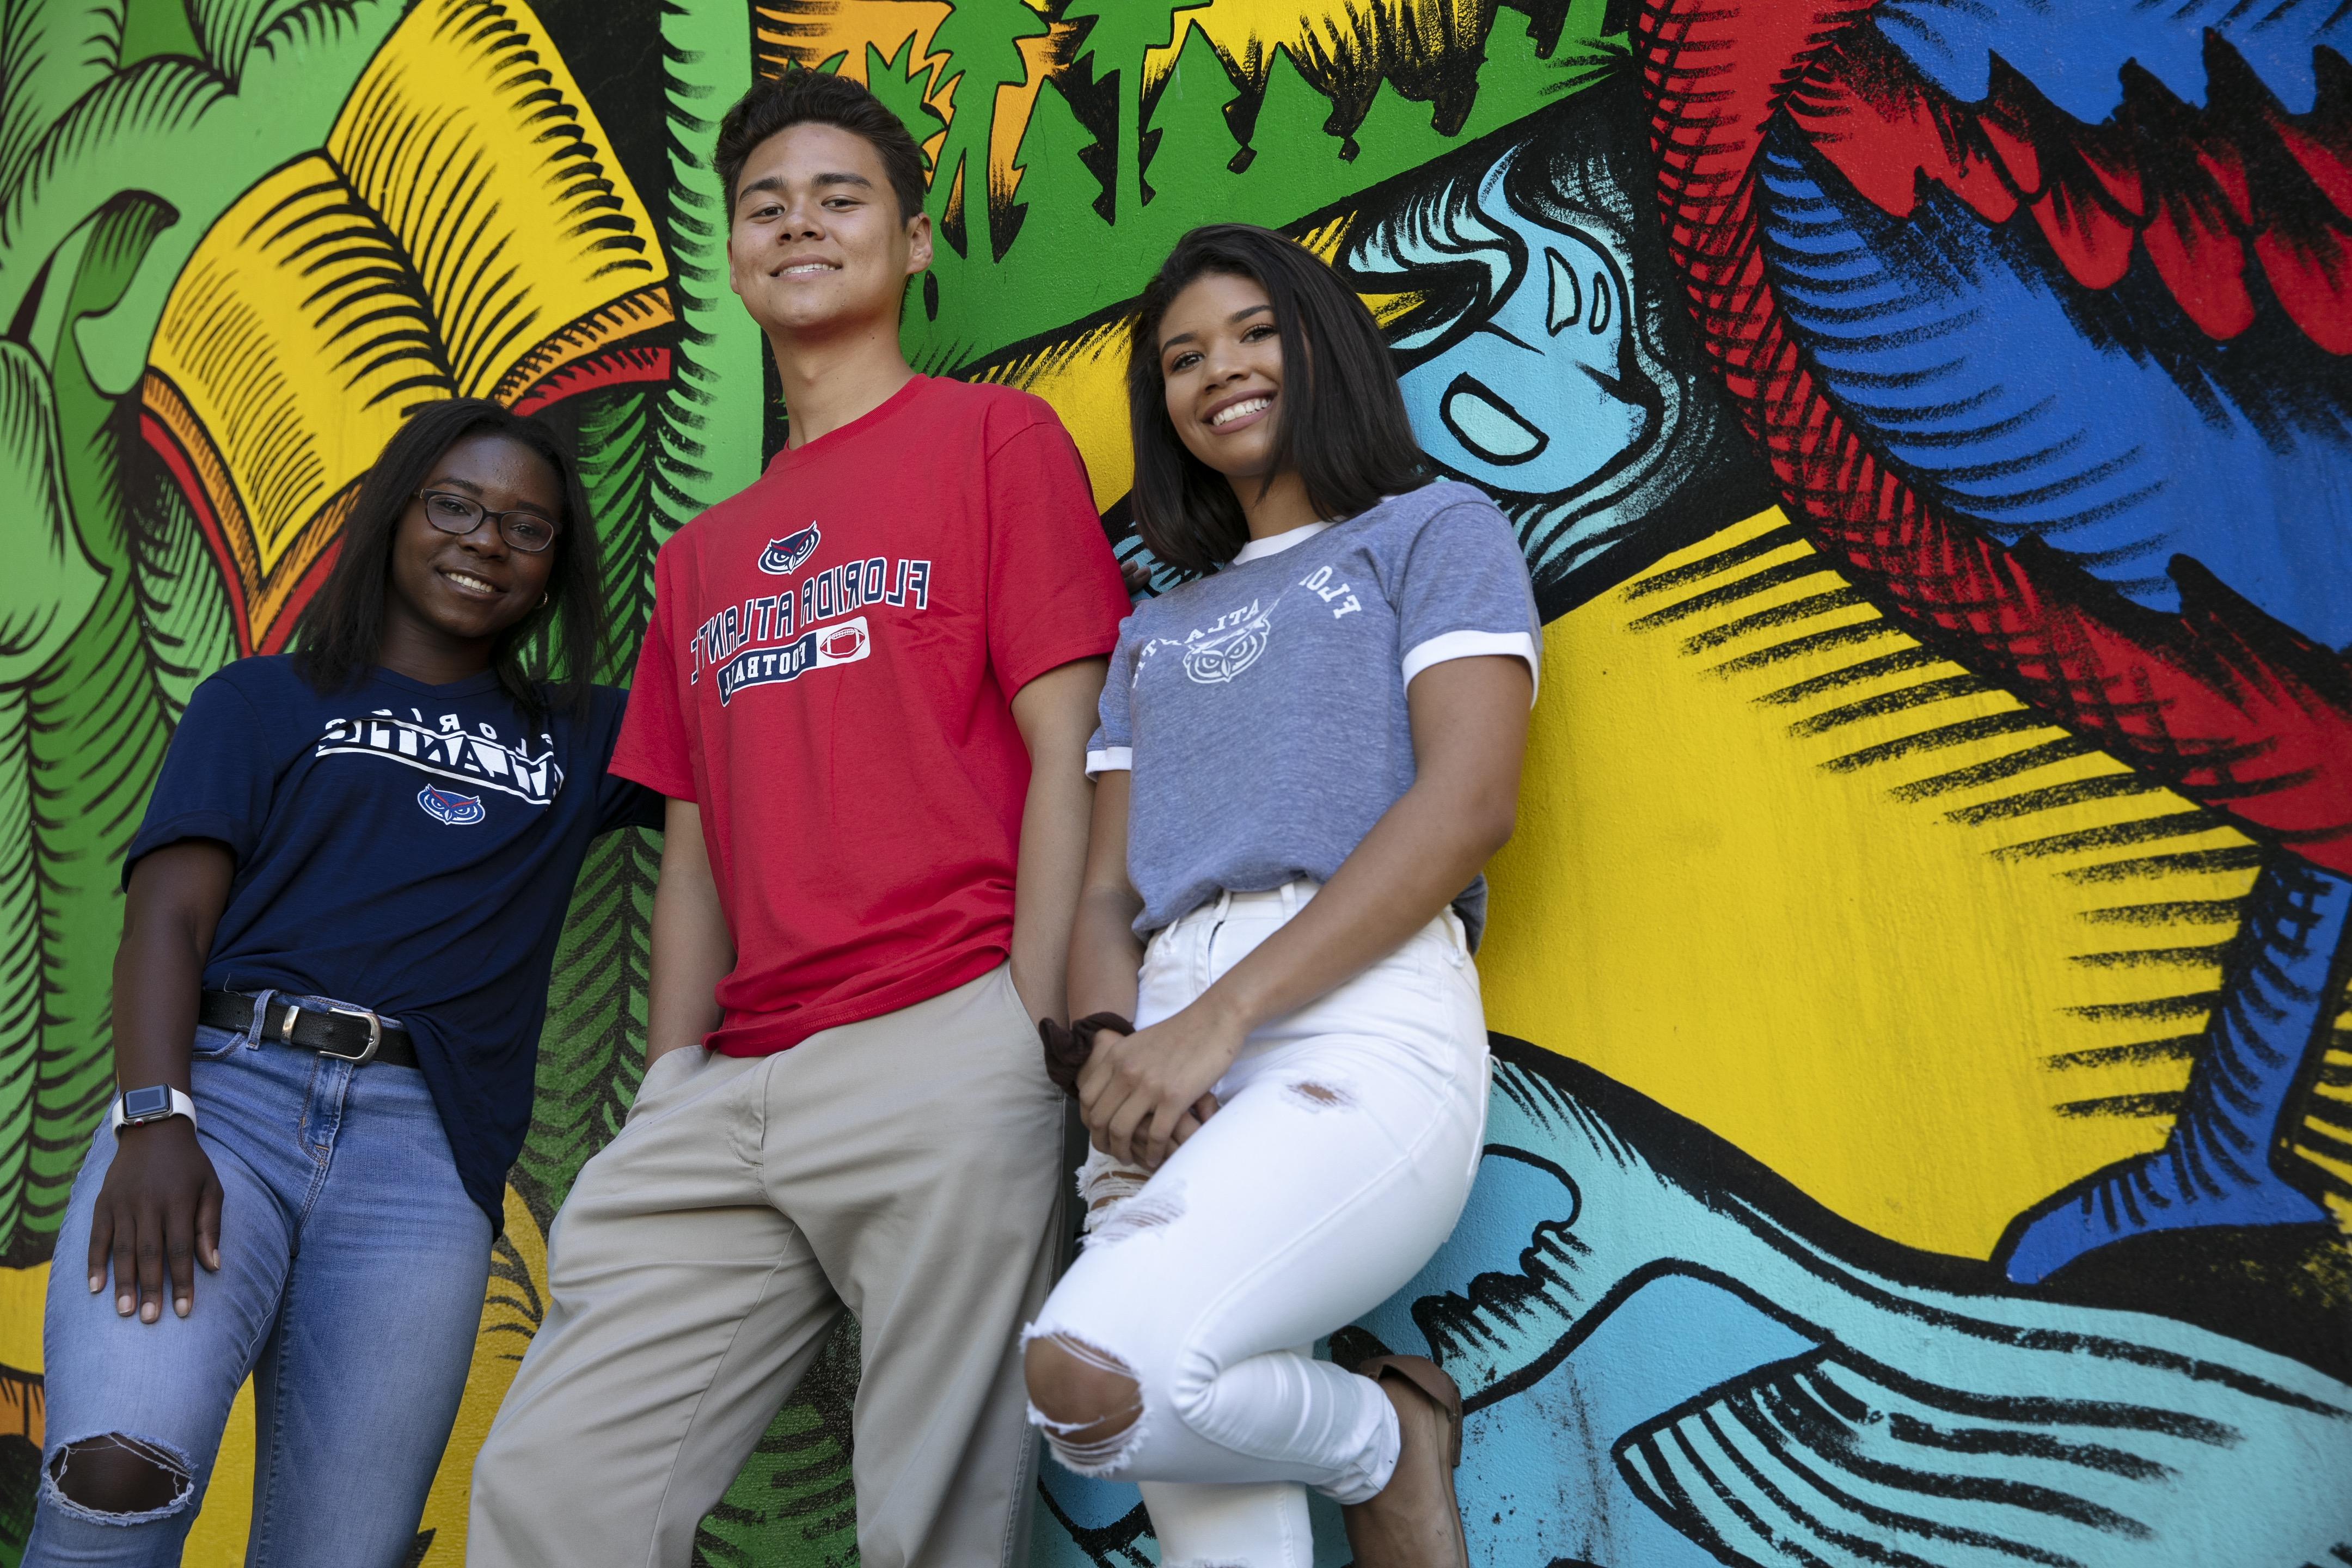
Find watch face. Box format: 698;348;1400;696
121;1086;173;1122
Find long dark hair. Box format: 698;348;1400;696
289;399;608;720
1127;224;1430;573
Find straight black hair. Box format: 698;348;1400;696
715;69;929;225
289;399;609;722
1127;224;1430;573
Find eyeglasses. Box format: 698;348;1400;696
414;490;560;553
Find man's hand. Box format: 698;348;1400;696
88;1118;222;1322
1078;1003;1241;1171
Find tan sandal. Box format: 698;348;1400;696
1342;1353;1468;1567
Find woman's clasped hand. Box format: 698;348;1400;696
1076;1008;1229;1170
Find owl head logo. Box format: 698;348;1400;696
417;785;486;825
759;524;822;576
1181;605;1276;685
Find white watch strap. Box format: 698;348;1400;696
111;1087;198;1134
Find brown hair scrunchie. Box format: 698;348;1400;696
1039;1012;1135;1096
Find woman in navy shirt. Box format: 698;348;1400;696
27;399;658;1567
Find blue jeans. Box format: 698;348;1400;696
27;1000;492;1567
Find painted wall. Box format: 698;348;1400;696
0;2;2347;1563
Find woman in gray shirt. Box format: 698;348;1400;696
1024;224;1540;1568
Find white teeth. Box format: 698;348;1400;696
780;263;834;275
1211;396;1271;427
444;571;497;593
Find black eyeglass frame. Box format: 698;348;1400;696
413;489;562;554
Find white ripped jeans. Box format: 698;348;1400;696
1027;882;1489;1567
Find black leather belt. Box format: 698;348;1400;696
198;989;418;1069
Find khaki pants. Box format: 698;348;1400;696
468;965;1064;1568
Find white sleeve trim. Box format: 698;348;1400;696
1085;746;1133;779
1402;630;1541;704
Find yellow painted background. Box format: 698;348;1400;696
1479;510;2246;1259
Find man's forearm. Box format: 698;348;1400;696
1008;658;1110;1025
645;797;732;1065
1010;761;1091;1025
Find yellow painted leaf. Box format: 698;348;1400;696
324;0;669;400
143;154;446;617
141;0;671;654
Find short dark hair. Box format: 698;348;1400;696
290;399;610;722
1127;224;1430;574
715;69;929;225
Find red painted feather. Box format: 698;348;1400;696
1791;19;2352;352
1635;0;2352;874
2142;186;2256;339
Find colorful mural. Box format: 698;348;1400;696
0;1;2346;1564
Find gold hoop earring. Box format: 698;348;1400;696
538;592;550;609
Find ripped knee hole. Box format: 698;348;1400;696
1288;1079;1353;1110
46;1434;194;1518
1027;1332;1154;1475
1027;1333;1143;1432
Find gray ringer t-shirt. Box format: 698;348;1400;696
1088;480;1539;948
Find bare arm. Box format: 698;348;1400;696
93;840;234;1321
645;795;732;1067
1080;654;1533;1168
1066;769;1143;1024
1008;657;1109;1026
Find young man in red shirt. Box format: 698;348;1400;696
469;71;1131;1568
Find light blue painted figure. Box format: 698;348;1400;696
1337;79;1769;618
1372;149;1648;504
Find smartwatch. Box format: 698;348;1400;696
112;1085;197;1134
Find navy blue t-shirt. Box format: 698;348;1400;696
125;657;661;1226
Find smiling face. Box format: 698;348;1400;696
1157;270;1288;483
726;120;933;340
383;431;562;662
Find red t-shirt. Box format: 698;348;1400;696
611;375;1129;1056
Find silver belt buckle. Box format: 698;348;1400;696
316;1004;383;1065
